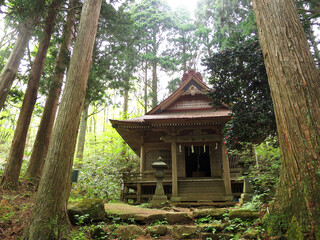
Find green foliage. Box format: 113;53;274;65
0;126;13;144
165;7;198;72
5;0;49;24
263;213;288;237
195;215;215;224
223;217;250;233
205;36;276;149
286;216;304;240
149;219;168;226
195;0;256;53
0;202;15;223
241;195;262;212
247;139;280;202
70;126;139;201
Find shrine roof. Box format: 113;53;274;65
110;69;231;128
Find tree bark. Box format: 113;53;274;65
151;61;158;108
75;100;89;164
182;36;187;72
1;0;63;189
23;0;101;238
0;20;34;112
123;77;129;119
25;0;77;182
151;31;158;108
144;59;148;114
252;0;320;238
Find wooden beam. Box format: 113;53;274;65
171;135;178;197
222;141;232;196
161;134;221;143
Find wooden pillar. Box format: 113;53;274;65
171;135;178;197
210;143;221;177
137;183;141;204
140;136;145;172
124;186;128;203
222;142;232;196
138;136;145;204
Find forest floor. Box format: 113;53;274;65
0;179;36;240
0;179;266;240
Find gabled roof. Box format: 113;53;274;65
147;69;209;114
110;70;231;127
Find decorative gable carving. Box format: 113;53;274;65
167;95;211;111
182;85;205;96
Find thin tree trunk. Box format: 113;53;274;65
0;20;34;112
182;37;187;72
144;58;148;114
151;61;157;108
1;0;63;189
151;33;158;108
252;0;320;238
23;0;101;238
25;0;77;182
123;80;129;120
103;107;107;131
75;100;89;165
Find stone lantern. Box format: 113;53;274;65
150;156;168;208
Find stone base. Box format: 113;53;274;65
151;195;168;208
170;196;181;202
239;193;253;206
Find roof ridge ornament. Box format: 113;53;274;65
181;69;203;84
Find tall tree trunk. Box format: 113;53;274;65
151;31;158;108
144;59;148;114
23;0;101;238
252;0;320;238
123;78;129;120
151;61;157;108
0;20;34;112
1;0;63;189
182;36;187;72
75;100;89;164
25;0;77;182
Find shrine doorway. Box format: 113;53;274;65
185;145;211;177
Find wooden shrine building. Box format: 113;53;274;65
110;70;243;203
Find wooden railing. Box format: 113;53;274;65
121;171;172;183
228;155;242;168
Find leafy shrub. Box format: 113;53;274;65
70;127;139;201
248;138;281;202
229;138;280;203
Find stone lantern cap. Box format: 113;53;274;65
151;157;167;170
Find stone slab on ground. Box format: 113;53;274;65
68;199;105;224
105;203;193;224
171;225;198;239
228;209;260;221
146;225;168;236
171;202;236;208
198;222;226;232
115;225;145;240
193;208;228;219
